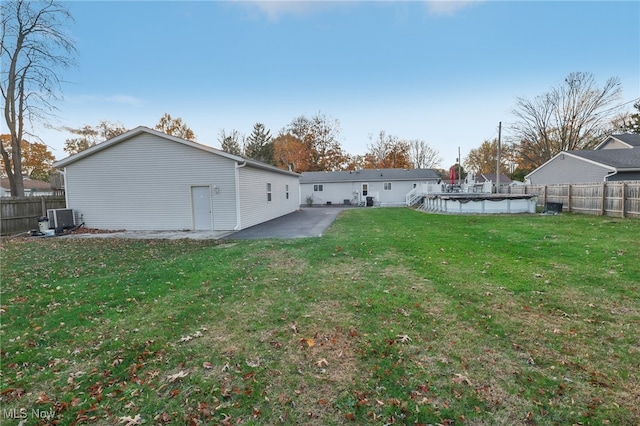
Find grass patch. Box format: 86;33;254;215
1;209;639;425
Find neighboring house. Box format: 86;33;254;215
1;177;52;197
594;133;640;150
526;133;640;184
52;126;300;231
471;173;512;186
300;168;441;206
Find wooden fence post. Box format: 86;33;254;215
621;182;627;218
567;184;572;212
601;182;606;216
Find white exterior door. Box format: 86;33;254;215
191;186;212;230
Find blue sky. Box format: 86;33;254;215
33;0;640;168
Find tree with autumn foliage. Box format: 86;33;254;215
63;121;128;155
281;112;347;171
273;133;309;172
363;131;412;169
155;113;196;141
1;134;55;182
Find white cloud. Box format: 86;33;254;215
233;0;346;21
236;0;327;21
425;0;484;16
234;0;483;20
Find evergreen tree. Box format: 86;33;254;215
244;123;274;164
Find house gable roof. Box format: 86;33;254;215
594;133;640;149
526;147;640;180
1;178;51;191
568;148;640;170
300;168;440;184
52;126;298;177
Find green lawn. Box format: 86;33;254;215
1;209;639;425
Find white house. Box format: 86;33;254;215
300;168;441;207
52;126;300;231
525;134;640;184
1;177;53;197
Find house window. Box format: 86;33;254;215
384;182;392;191
286;184;289;200
267;182;272;201
362;183;368;196
314;184;324;192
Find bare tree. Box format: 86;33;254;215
509;72;623;170
218;129;244;156
1;0;75;196
408;139;442;169
62;121;128;155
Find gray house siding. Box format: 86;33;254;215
526;154;612;184
598;139;628;150
63;132;239;231
237;166;300;229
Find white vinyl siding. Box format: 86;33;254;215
64;133;238;230
300;180;436;206
237;166;299;229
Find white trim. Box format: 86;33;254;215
234;161;246;231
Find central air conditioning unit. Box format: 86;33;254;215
47;208;76;229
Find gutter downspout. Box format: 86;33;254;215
604;170;618;182
62;169;69;207
234;161;247;230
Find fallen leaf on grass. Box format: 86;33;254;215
0;387;24;401
316;358;328;368
396;334;412;344
167;370;189;382
203;362;213;369
246;359;261;368
118;414;144;426
36;393;51;404
452;373;473;386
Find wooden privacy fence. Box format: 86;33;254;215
1;196;66;235
506;181;640;218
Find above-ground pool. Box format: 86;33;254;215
419;193;537;214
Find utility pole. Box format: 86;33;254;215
496;122;502;193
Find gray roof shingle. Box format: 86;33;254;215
612;133;640;147
300;168;440;184
569;147;640;170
